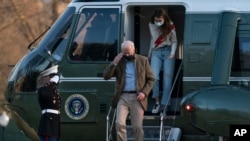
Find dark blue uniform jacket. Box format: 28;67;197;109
38;82;61;139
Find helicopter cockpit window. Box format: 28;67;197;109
36;7;75;60
70;8;119;62
51;26;71;61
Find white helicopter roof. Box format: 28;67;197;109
69;0;250;13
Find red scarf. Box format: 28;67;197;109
154;23;175;48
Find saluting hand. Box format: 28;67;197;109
113;53;123;65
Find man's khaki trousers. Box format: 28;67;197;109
116;93;144;141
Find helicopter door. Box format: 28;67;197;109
58;6;121;124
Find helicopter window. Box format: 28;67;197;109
51;26;71;61
232;37;250;72
239;37;250;70
70;8;120;62
36;7;75;58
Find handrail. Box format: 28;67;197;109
106;106;112;141
109;108;116;140
159;61;183;141
106;106;117;141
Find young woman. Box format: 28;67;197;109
148;8;177;114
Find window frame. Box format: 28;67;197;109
67;5;122;63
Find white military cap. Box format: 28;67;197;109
40;65;58;76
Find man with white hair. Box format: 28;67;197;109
103;40;155;141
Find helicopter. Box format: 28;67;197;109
2;0;250;141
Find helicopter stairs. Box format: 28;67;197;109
127;126;181;141
106;108;182;141
126;115;181;141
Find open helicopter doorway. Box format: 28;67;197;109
124;5;185;114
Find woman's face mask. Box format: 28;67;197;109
154;20;164;27
154;17;164;27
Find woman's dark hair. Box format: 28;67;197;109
151;8;172;38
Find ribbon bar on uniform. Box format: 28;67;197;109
42;109;60;114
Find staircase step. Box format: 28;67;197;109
143;115;176;120
127;115;176;121
127;126;181;141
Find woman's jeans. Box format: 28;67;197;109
40;136;58;141
150;46;175;106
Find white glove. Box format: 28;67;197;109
0;111;10;127
50;75;60;84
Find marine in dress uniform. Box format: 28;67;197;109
37;65;61;141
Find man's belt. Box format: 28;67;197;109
122;91;136;93
42;109;60;114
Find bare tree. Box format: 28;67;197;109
0;0;69;101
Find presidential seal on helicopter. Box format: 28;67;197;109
65;94;89;120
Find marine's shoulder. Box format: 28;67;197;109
37;86;46;92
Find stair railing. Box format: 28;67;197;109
159;61;183;141
106;106;116;141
